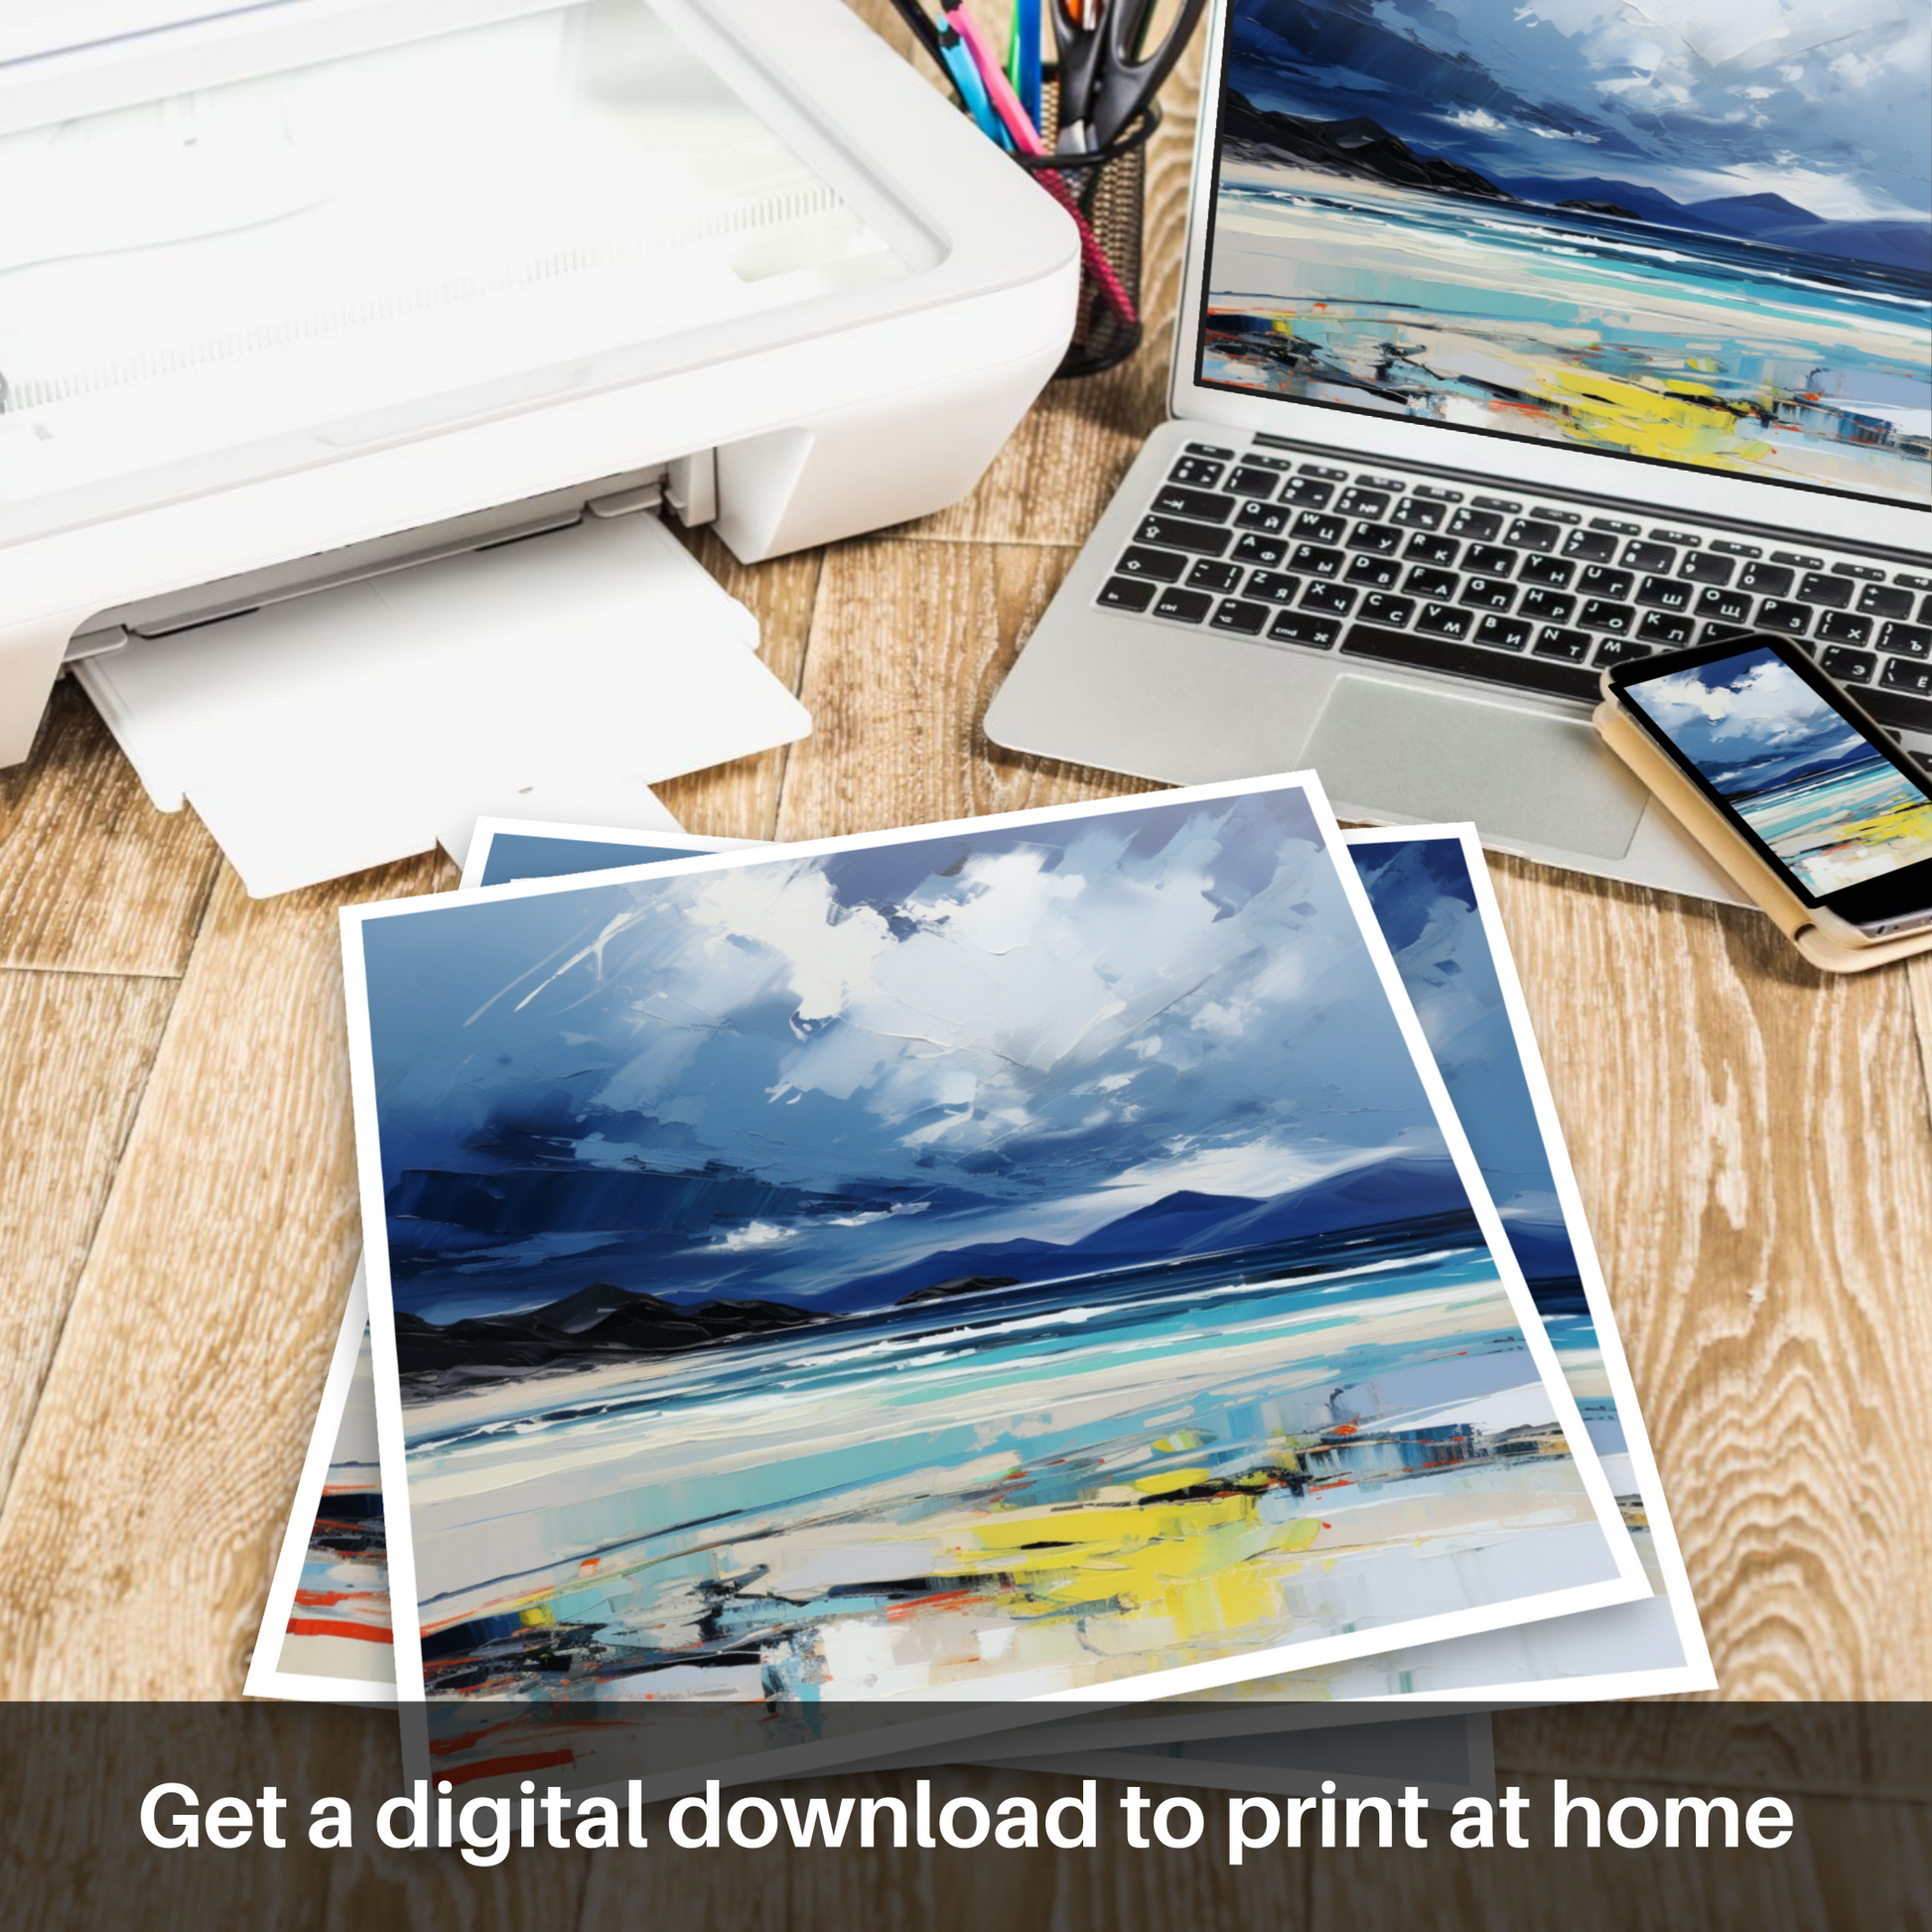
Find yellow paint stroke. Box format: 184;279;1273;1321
1546;368;1772;471
942;1492;1327;1638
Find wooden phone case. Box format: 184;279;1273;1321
1593;694;1932;974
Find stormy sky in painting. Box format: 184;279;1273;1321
360;790;1471;1321
1230;0;1931;241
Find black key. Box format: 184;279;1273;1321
1461;577;1516;612
1244;571;1302;605
1151;586;1213;623
1347;521;1404;555
1404;566;1459;602
1635;575;1693;612
1637;611;1695;645
1519;553;1576;589
1881;656;1932;696
1152;484;1237;521
1821;646;1875;683
1858;584;1913;620
1211;599;1271;635
1922;595;1932;622
1184;441;1234;458
1797;572;1851;610
1595;637;1654;667
1449;507;1502;541
1530;506;1580;525
1186;559;1245;594
1757;599;1810;636
1520;589;1576;624
1817;611;1871;645
1391;497;1445;531
1624;540;1677;574
1472;494;1521;512
1738;561;1792;597
1771;549;1823;570
1703;621;1759;644
1359;594;1416;627
1475;615;1531;651
1405;532;1460;567
1097;576;1156;612
1417;603;1475;639
1881;621;1932;659
1293;511;1347;544
1234;499;1292;535
1355;474;1405;491
1298;463;1348;480
1301;581;1357;617
1711;539;1761;558
1580;599;1635;634
1334;486;1390;519
1224;465;1282;498
1414;484;1463;502
1651;527;1701;548
1116;546;1188;582
1578;566;1633;600
1268;612;1341;649
1280;477;1335;508
1563;529;1619;563
1696;586;1753;624
1137;514;1231;557
1680;553;1735;586
1505;518;1561;552
1246;454;1295;472
1290;543;1344;578
1169;457;1225;487
1341;622;1599;700
1233;532;1287;567
1345;554;1401;590
1589;515;1642;536
1464;542;1516;578
1534;626;1593;662
1902;573;1932;592
1862;686;1932;736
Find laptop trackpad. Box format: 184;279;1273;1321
1306;675;1647;860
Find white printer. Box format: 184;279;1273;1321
0;0;1077;890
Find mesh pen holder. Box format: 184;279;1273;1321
1015;92;1160;379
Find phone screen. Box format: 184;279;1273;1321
1616;638;1932;912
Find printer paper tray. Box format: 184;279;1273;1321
75;512;808;897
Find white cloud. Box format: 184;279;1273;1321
711;1221;795;1253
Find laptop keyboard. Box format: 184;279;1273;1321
1097;440;1932;745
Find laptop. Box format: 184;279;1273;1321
986;0;1932;899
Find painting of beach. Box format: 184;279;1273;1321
348;783;1636;1705
1626;644;1932;895
1204;0;1931;500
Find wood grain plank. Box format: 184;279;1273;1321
0;854;450;1699
0;969;178;1506
655;530;821;843
774;539;1157;844
0;680;220;977
1482;852;1932;1698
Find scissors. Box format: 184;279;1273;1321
1050;0;1207;152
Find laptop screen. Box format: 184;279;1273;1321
1195;0;1932;508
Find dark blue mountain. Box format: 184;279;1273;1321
835;1159;1472;1308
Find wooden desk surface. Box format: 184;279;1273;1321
0;7;1926;1924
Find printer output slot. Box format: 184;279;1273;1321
63;452;720;663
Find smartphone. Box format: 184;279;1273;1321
1605;632;1932;942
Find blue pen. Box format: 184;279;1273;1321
937;19;1010;147
1014;0;1042;130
